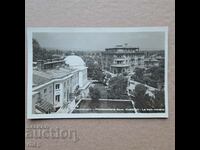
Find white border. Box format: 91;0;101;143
27;27;168;119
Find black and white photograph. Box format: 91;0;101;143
27;27;168;119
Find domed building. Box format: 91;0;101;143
64;55;86;69
32;53;90;114
64;54;88;89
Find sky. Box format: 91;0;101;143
33;32;165;51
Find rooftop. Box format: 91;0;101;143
33;54;87;87
44;60;65;65
33;67;76;87
64;55;86;69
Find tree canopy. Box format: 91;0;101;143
133;84;165;112
86;59;105;83
89;87;101;101
107;75;129;99
89;87;101;110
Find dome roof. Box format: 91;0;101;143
64;55;86;69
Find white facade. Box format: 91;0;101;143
102;47;145;74
65;54;89;89
33;54;90;113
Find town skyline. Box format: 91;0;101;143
33;32;165;51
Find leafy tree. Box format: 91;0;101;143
153;90;165;109
135;84;147;96
131;66;164;88
106;74;111;79
131;68;145;83
135;68;145;78
86;59;105;82
33;39;61;62
33;39;41;61
89;87;101;110
133;84;165;112
146;66;164;82
144;66;164;88
133;84;152;112
107;75;129;99
89;87;101;101
93;67;105;83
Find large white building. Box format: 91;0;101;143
102;44;145;74
32;54;90;114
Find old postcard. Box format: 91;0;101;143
27;27;168;119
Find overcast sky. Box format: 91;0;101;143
33;32;165;51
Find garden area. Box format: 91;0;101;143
91;83;108;99
72;75;135;113
131;66;164;89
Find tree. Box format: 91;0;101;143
135;84;147;96
33;39;54;61
33;39;41;61
107;75;129;99
106;74;111;79
93;68;105;83
89;87;101;110
153;90;165;109
131;68;145;83
135;68;144;78
145;66;164;88
133;84;152;112
89;87;101;101
147;66;164;82
86;59;105;83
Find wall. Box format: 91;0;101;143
54;82;63;107
25;0;175;150
32;92;39;114
32;83;54;113
40;84;54;104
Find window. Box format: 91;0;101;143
44;88;47;93
64;82;66;88
55;95;60;102
55;84;60;89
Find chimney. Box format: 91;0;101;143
37;60;44;71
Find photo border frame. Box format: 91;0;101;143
27;27;168;119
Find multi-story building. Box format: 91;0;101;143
32;54;90;114
144;53;165;68
102;44;145;74
144;58;159;68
